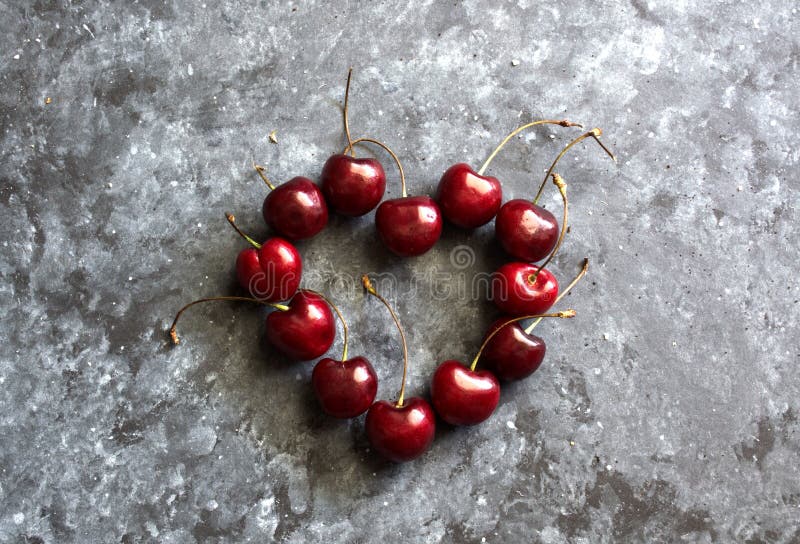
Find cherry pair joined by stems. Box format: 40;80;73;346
255;164;328;241
169;288;335;361
431;310;576;426
362;275;436;462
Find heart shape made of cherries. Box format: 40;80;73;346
169;69;616;463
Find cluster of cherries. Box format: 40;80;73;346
169;69;615;462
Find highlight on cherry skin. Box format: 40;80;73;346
255;164;328;240
227;213;302;302
362;275;436;462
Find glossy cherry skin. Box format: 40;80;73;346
320;154;386;216
263;176;328;240
235;238;302;302
312;356;378;418
435;163;502;229
495;199;559;262
365;397;436;462
375;196;443;257
491;263;558;316
431;360;500;426
481;318;546;381
265;290;335;360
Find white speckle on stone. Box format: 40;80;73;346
187;64;194;76
606;464;612;471
13;54;20;60
506;420;516;430
107;182;112;188
597;421;604;429
13;512;24;525
511;59;520;66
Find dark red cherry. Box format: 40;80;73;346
495;199;559;262
435;163;502;229
481;318;546;381
312;356;378;418
265;290;335;360
375;195;443;257
430;360;500;426
491;262;558;316
320;154;386;216
262;176;328;240
365;398;436;462
235;238;301;302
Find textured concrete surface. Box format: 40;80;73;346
1;1;798;542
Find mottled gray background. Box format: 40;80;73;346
1;1;798;542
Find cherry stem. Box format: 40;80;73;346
525;258;588;334
362;274;408;407
225;213;261;249
477;119;582;176
470;310;576;371
305;290;349;361
529;174;568;284
169;296;288;345
253;163;276;191
344;137;407;198
343;67;355;157
532;128;616;205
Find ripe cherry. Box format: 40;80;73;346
482;259;588;381
255;165;328;240
227;213;301;302
436;119;579;229
496;128;616;262
312;299;378;418
362;275;436;462
320;68;386;216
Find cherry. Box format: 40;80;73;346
430;360;500;426
320;68;386;216
496;128;616;262
266;290;335;360
492;262;559;316
311;299;378;418
436;119;579;229
255;165;328;240
227;214;301;302
362;275;436;462
482;259;588;380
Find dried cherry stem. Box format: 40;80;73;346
470;310;576;371
169;296;288;345
532;128;616;205
225;213;261;249
253;163;276;191
477;119;582;176
362;274;408;407
343;67;355;157
525;258;589;334
344;137;407;197
305;290;349;361
530;174;568;284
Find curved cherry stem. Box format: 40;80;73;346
253;163;276;191
532;128;616;205
225;213;261;249
169;296;288;345
305;290;349;361
530;174;568;284
343;67;355;157
362;274;408;407
470;310;576;371
477;119;582;176
344;137;407;197
525;258;588;334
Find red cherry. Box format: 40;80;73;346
365;398;436;462
481;318;546;381
261;174;328;240
320;154;386;216
266;290;335;360
375;196;443;257
435;163;501;229
492;262;558;316
430;360;500;426
495;200;558;262
234;238;301;302
312;356;378;418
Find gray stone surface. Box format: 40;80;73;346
1;1;798;542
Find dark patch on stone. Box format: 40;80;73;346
734;417;776;471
